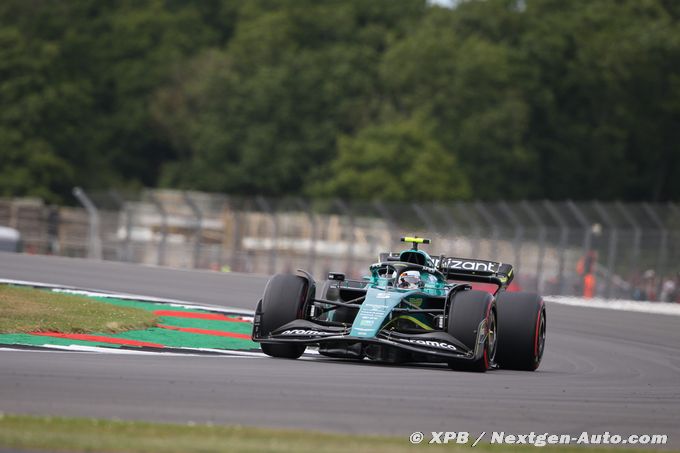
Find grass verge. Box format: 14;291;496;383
0;414;669;453
0;285;157;334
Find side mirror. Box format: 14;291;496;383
328;272;345;282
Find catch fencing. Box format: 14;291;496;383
1;188;679;301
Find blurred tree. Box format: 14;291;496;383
378;5;535;198
312;118;471;201
153;0;427;195
0;0;678;202
0;26;80;201
0;0;231;201
519;0;680;200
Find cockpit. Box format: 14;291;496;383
397;270;423;289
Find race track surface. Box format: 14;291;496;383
1;252;679;446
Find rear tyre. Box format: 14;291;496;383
496;292;546;371
446;290;495;372
259;274;309;359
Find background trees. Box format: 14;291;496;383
1;0;678;203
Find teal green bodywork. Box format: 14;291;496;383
348;248;448;338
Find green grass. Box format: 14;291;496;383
0;285;157;334
0;414;671;453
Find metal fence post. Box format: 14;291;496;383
296;198;318;273
521;201;546;293
669;203;680;280
435;203;462;255
543;201;569;295
373;201;397;248
72;187;102;260
412;203;438;236
334;199;355;276
149;193;168;266
229;200;244;273
615;201;641;279
109;190;133;262
183;192;203;269
498;201;524;273
643;203;668;299
46;205;61;256
454;201;480;258
567;199;592;272
669;202;680;218
475;201;499;258
256;196;278;275
593;202;618;299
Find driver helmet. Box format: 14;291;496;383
398;270;421;289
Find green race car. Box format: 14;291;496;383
252;237;546;372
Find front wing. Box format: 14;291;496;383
253;319;487;363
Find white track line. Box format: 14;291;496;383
53;289;254;317
187;348;266;357
0;345;262;357
0;345;319;358
42;344;168;355
546;296;680;316
0;278;254;316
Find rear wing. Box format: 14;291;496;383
433;257;514;288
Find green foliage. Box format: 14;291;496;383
515;0;680;200
312;118;470;201
379;10;534;198
152;1;423;196
0;0;227;202
0;0;679;202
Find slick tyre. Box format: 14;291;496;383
259;274;308;359
447;290;496;372
496;292;546;371
260;343;305;359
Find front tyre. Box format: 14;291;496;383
258;274;309;359
261;342;305;359
447;290;496;372
496;292;546;371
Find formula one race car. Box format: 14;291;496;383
252;237;546;372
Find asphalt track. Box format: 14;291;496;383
1;252;679;447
